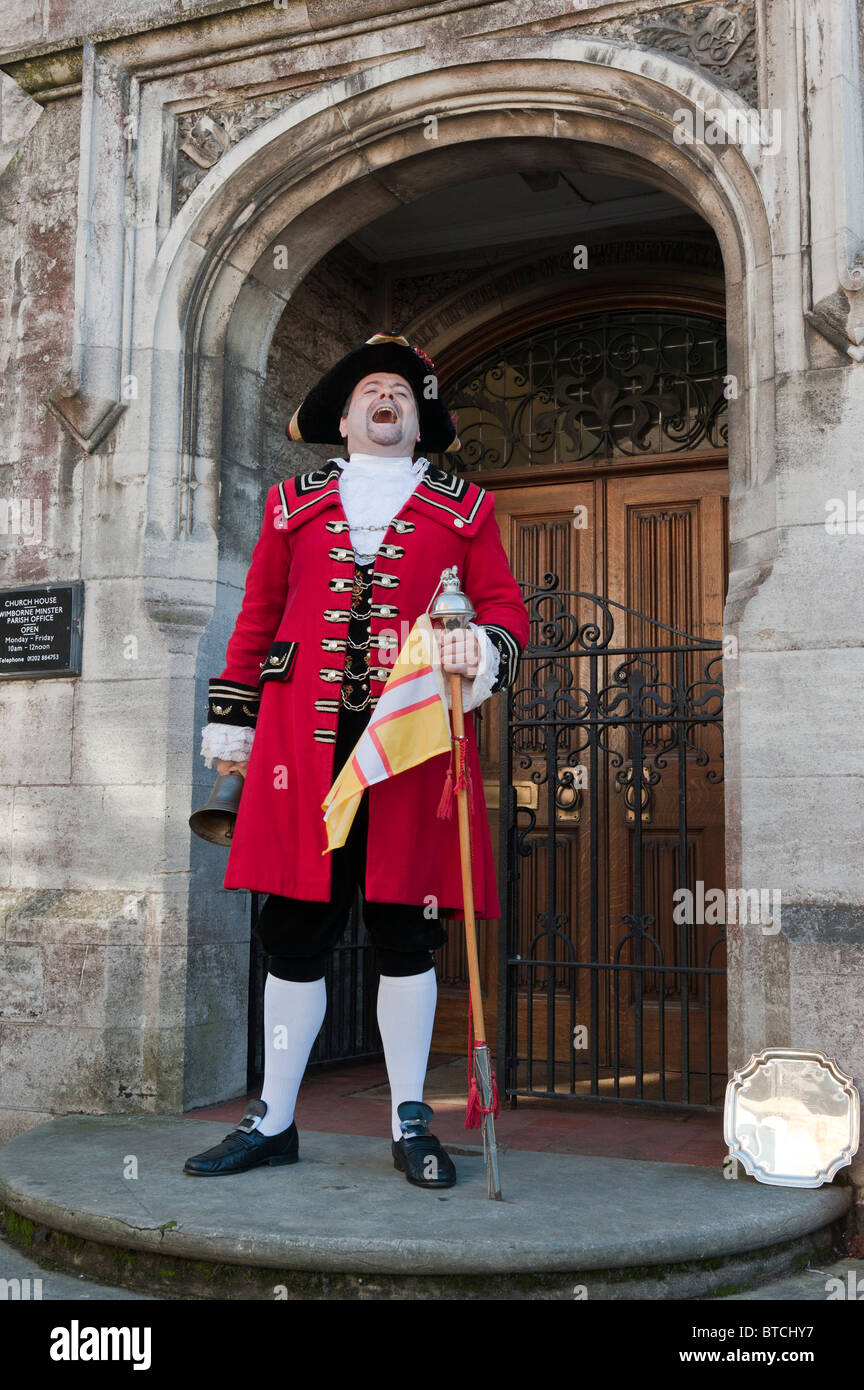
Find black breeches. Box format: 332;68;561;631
253;703;447;982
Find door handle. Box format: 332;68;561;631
615;765;653;824
555;768;582;822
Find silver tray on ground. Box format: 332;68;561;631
724;1048;859;1188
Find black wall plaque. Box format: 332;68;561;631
0;583;84;680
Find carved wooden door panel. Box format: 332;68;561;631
603;469;728;1102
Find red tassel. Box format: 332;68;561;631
436;746;455;819
464;991;501;1128
465;1069;483;1129
437;736;469;820
464;1050;501;1127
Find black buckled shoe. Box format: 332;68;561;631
391;1101;456;1189
183;1099;299;1176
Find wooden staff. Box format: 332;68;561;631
432;566;503;1200
448;673;487;1052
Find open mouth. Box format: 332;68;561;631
371;404;399;424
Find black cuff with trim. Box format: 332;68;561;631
207;679;261;728
481;624;523;694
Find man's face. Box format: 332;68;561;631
339;373;420;456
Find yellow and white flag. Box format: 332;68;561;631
321;613;451;852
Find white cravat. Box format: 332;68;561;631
332;452;429;561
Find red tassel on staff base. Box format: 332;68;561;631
465;1064;483;1129
465;990;501;1129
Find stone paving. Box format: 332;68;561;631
0;1058;856;1300
0;1110;850;1300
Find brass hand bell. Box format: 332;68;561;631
189;773;244;846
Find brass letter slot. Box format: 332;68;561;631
482;780;538;810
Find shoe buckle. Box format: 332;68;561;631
235;1112;263;1134
398;1101;432;1140
399;1117;428;1140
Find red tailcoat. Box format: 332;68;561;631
207;462;530;919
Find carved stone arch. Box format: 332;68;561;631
144;42;775;563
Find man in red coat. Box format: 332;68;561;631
184;334;529;1188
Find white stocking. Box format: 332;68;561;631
258;973;327;1136
376;967;438;1142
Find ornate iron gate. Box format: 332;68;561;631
498;576;726;1110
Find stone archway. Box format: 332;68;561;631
148;45;774;528
128;41;776;1108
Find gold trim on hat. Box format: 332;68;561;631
366;333;410;347
287;405;304;441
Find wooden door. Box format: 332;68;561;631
432;463;728;1105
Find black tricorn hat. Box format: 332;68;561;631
286;333;460;455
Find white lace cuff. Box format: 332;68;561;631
200;723;255;769
443;624;502;712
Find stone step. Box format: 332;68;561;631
0;1115;851;1301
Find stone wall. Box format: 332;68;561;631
0;94;92;1145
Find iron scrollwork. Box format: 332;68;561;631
449;312;728;472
